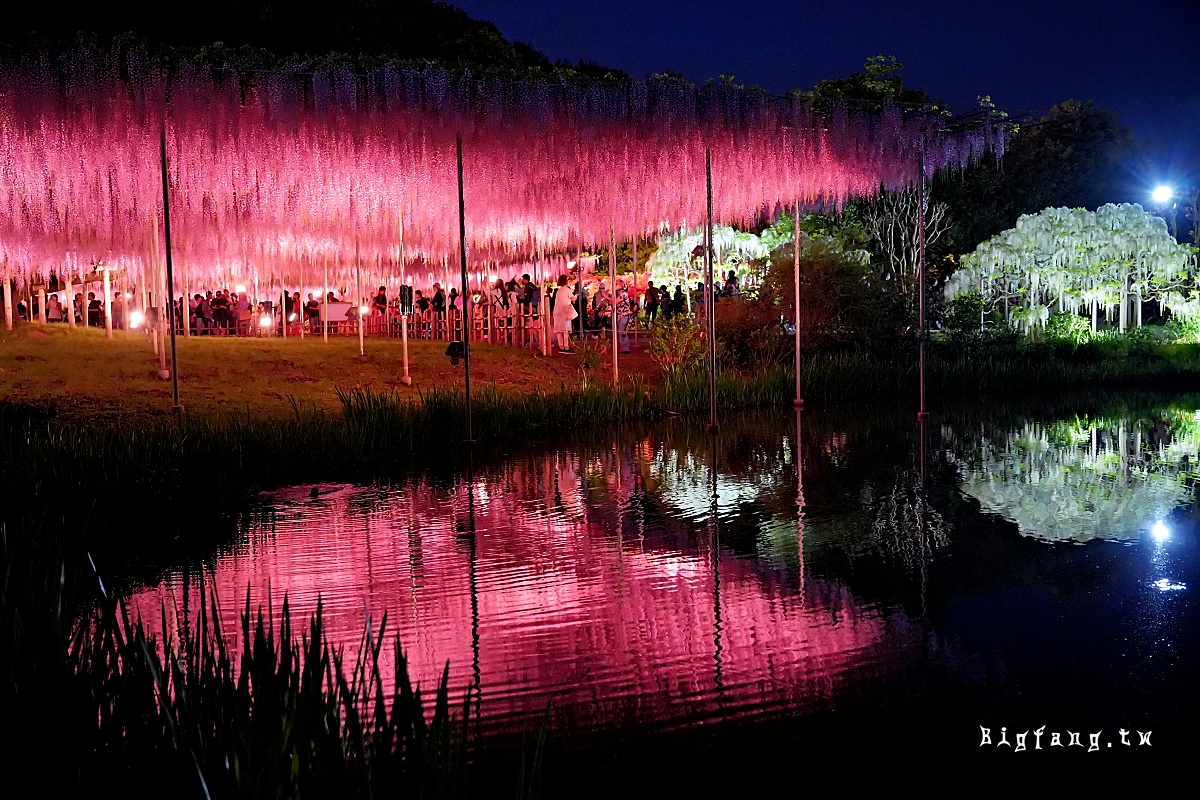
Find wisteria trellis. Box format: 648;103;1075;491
0;51;1005;294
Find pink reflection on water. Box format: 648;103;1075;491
132;448;919;744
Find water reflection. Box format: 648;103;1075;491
946;411;1200;543
134;415;925;749
128;403;1200;774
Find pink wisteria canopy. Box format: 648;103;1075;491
0;52;1002;292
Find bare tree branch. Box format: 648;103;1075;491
862;187;949;309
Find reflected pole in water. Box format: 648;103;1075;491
708;431;725;697
795;406;806;604
181;562;192;665
456;134;474;444
615;440;624;555
462;452;483;742
158;123;183;414
916;411;929;616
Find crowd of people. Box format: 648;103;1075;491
10;269;747;354
15;290;129;329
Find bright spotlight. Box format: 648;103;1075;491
259;315;272;328
359;305;369;315
129;310;144;329
1152;520;1169;542
1152;185;1173;204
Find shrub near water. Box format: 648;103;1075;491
714;296;792;369
1044;311;1092;347
648;315;707;375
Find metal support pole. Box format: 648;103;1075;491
793;200;803;408
457;134;474;443
159;125;182;413
705;148;718;433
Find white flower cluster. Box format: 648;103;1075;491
945;204;1197;332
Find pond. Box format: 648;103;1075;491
131;397;1198;790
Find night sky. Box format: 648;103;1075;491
456;0;1200;188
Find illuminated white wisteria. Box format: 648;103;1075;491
944;204;1198;333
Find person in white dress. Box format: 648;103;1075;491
552;274;577;353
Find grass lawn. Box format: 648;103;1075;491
0;322;662;424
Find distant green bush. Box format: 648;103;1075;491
1166;315;1200;343
649;315;707;376
939;291;984;337
1044;312;1092;347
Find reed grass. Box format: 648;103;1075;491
32;569;471;798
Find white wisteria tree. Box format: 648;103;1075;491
944;203;1197;333
648;224;772;298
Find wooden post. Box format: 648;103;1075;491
323;255;329;344
610;226;619;386
38;287;47;325
356;240;364;357
2;275;12;330
102;268;112;338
